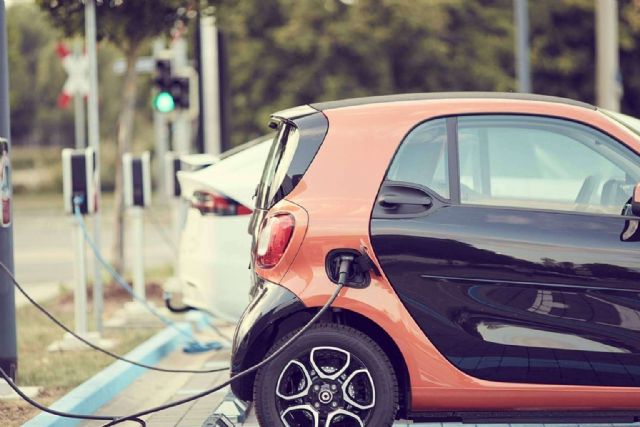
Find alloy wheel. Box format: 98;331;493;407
275;346;376;427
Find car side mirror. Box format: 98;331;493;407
632;183;640;216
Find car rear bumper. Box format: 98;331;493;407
230;278;305;401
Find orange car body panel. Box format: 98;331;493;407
254;99;640;411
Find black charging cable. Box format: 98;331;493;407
0;254;354;426
0;261;228;375
102;254;354;426
0;367;136;425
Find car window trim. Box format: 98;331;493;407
458;201;632;220
446;116;461;204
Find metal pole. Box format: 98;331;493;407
200;12;222;155
172;37;191;154
153;39;169;198
0;0;17;382
514;0;531;93
72;220;88;336
131;207;146;301
73;40;86;149
171;37;190;269
85;0;103;334
596;0;621;111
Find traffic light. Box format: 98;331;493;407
152;57;192;113
170;76;190;109
153;58;175;113
153;91;175;114
154;58;172;89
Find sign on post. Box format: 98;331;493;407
1;138;10;228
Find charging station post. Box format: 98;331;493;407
162;152;183;297
106;151;163;327
0;0;17;383
165;152;182;247
72;206;88;336
51;148;114;351
123;152;151;303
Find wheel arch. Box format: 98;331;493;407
237;306;411;418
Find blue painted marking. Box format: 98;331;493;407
22;323;191;427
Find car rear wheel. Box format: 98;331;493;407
253;323;398;427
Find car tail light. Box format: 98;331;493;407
255;213;295;268
191;190;253;216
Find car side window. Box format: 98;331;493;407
386;118;449;199
457;115;640;215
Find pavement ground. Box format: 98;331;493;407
74;321;640;427
79;324;235;427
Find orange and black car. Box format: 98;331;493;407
231;93;640;426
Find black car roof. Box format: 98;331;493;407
309;92;596;112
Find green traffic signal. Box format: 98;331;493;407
153;91;175;113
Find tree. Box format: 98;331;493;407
210;0;640;147
209;0;517;147
37;0;196;273
7;3;73;147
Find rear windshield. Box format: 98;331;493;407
256;124;301;209
255;111;328;209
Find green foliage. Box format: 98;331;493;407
35;0;193;53
8;0;640;153
529;0;596;103
210;0;640;147
7;4;71;146
6;3;127;148
210;0;518;146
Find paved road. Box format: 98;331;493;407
11;194;176;290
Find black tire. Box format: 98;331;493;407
253;323;399;427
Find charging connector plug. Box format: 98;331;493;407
336;255;355;286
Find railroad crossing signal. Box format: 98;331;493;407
56;42;89;109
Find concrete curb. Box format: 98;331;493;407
23;323;191;427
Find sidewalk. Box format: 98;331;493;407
79;325;234;427
58;321;640;427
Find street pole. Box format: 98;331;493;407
200;10;222;156
0;0;18;382
170;37;190;259
85;0;104;334
596;0;621;112
172;37;192;154
73;39;86;150
514;0;531;93
153;39;169;199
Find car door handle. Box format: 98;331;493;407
379;193;432;208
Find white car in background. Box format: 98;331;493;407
175;136;272;322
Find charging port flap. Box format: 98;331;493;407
325;249;371;288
